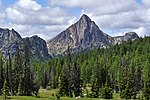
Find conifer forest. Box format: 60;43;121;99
0;37;150;99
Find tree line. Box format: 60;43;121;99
0;37;150;99
32;37;150;99
0;41;39;99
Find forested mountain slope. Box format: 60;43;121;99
0;36;150;99
33;37;150;99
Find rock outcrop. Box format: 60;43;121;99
47;14;139;56
113;32;139;44
0;28;50;60
23;35;50;60
0;14;139;58
47;14;113;55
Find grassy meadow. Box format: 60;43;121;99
0;89;120;100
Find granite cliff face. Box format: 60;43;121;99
0;28;22;48
0;15;139;58
47;14;139;55
23;35;50;60
113;32;139;44
47;14;113;55
0;28;50;60
0;28;22;57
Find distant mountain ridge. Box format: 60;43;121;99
0;28;50;60
47;14;139;56
0;14;139;58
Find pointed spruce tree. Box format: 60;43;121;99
0;52;4;95
22;40;34;96
143;63;150;99
12;44;22;95
2;79;9;100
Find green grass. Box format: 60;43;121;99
0;89;120;100
113;93;120;100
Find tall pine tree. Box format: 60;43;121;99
12;44;22;95
22;40;34;96
2;79;9;100
143;63;150;99
0;52;4;95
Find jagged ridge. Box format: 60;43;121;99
47;14;139;56
0;28;51;60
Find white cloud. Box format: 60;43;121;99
49;0;100;8
0;0;2;8
22;33;50;40
85;11;142;30
111;26;149;38
50;0;136;11
112;32;125;37
6;5;72;25
84;0;137;15
133;27;148;37
0;0;150;40
0;0;5;19
6;23;68;40
0;11;5;19
78;0;150;37
3;0;77;40
17;0;41;10
142;0;150;8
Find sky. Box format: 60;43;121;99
0;0;150;40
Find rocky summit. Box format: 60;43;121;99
0;28;50;60
47;14;139;56
113;32;139;44
23;35;51;60
0;14;139;58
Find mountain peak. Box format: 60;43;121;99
47;14;139;56
80;14;90;19
47;14;112;55
79;14;92;23
125;32;139;39
125;32;137;36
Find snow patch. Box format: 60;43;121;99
70;34;73;38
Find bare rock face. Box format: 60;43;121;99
0;28;50;60
0;15;139;58
0;28;22;48
47;14;139;56
0;28;22;57
113;32;139;44
47;14;113;55
23;35;51;60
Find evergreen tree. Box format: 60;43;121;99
72;61;81;97
50;63;57;89
12;45;21;95
100;81;113;99
17;83;22;96
135;64;142;92
0;52;4;95
143;63;150;99
41;67;48;89
2;80;9;100
143;78;150;99
22;40;34;96
5;59;10;94
8;52;12;94
59;65;69;97
59;46;81;97
91;78;99;98
120;62;136;99
91;51;99;98
91;49;109;98
66;46;73;97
